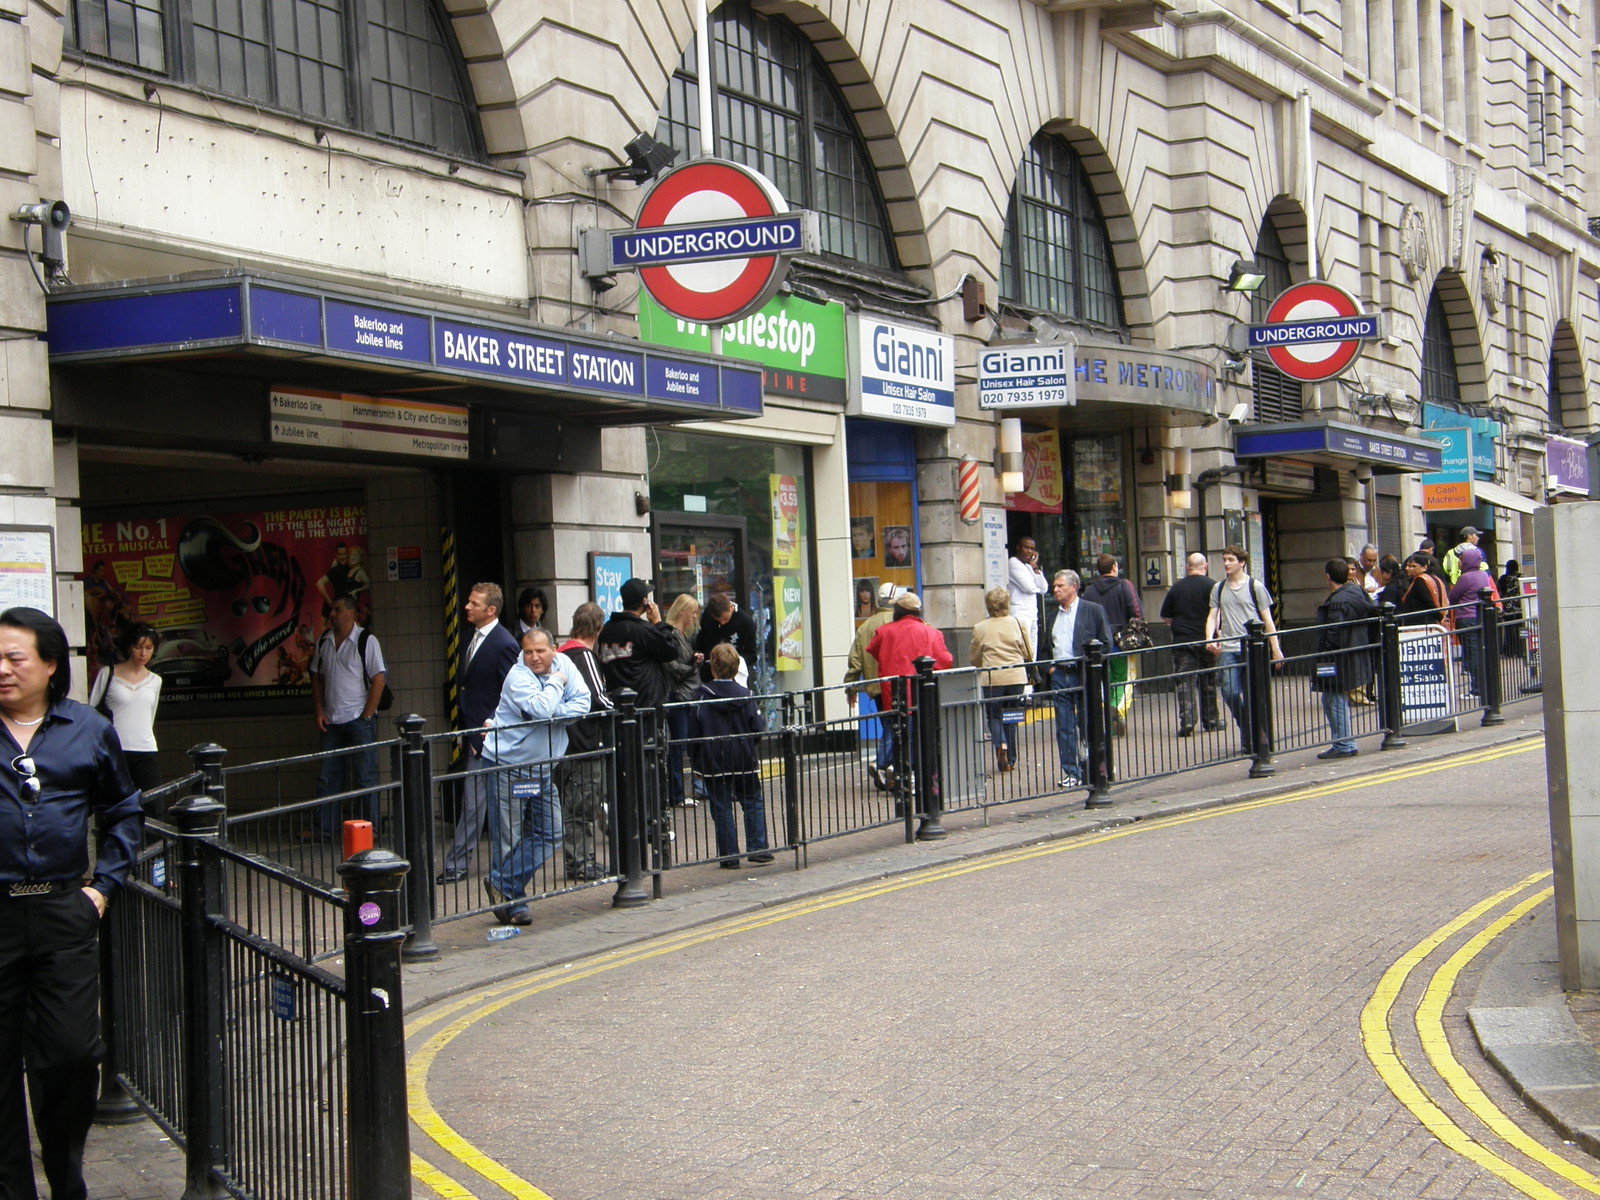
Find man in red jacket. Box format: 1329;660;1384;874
863;592;952;804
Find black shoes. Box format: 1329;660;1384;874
435;868;467;885
1316;747;1358;760
748;853;775;865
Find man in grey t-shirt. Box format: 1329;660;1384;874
1204;545;1283;748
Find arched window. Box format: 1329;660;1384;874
655;2;896;268
1249;220;1300;423
999;138;1125;329
1420;289;1462;405
64;0;482;160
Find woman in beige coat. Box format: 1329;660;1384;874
970;587;1031;771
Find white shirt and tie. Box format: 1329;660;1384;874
466;626;486;664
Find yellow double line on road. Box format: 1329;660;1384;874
409;737;1554;1199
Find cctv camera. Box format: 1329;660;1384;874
1226;402;1250;424
11;200;71;277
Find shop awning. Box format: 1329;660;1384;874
1233;419;1442;474
1471;480;1542;514
44;271;764;428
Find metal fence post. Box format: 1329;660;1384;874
94;913;143;1124
1378;602;1409;750
1245;620;1276;778
913;657;946;841
781;706;803;858
396;714;438;961
612;691;650;908
339;848;412;1200
891;679;914;841
1084;640;1112;808
172;743;229;1200
1479;586;1506;726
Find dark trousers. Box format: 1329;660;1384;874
314;717;379;839
0;890;103;1200
707;773;769;863
1170;646;1220;732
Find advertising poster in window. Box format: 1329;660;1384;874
81;505;369;708
774;576;803;671
1004;429;1064;514
847;481;917;607
770;474;800;569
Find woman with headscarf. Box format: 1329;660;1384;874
1448;546;1499;698
1395;553;1449;628
1498;559;1525;659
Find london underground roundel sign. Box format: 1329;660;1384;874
632;159;804;325
1255;280;1375;383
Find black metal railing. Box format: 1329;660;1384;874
99;745;411;1200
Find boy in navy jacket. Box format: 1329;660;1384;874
690;644;775;868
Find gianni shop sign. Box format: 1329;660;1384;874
846;316;956;428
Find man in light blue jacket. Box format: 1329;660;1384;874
481;628;590;924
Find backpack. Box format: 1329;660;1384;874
321;627;394;712
1210;576;1271;628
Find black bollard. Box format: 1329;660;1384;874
611;691;650;908
1379;602;1409;750
913;657;946;840
1479;586;1505;726
1084;640;1112;807
395;714;439;961
1245;621;1276;778
339;849;412;1200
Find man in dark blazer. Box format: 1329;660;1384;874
1045;569;1114;788
437;582;521;883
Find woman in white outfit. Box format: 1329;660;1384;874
1006;536;1048;664
90;622;163;796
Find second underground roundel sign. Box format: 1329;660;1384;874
1258;280;1370;382
633;159;801;325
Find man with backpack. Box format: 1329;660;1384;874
1203;545;1283;752
309;594;387;841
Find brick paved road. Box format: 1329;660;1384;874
419;747;1558;1199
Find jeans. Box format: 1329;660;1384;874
666;705;692;804
487;767;564;900
983;683;1026;756
1050;665;1085;780
1171;646;1220;732
706;773;769;862
1217;649;1248;738
864;691;896;770
1456;616;1483;697
314;717;378;839
441;749;489;874
1320;689;1354;753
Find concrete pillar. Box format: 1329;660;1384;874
1537;502;1600;990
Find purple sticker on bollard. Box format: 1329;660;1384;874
359;901;381;926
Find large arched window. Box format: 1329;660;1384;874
999;138;1125;329
1249;220;1301;423
64;0;482;160
1420;289;1462;405
655;2;896;268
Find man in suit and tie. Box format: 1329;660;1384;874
437;582;521;884
1048;569;1113;788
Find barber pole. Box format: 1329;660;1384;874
958;457;981;525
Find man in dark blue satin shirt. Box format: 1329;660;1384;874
0;607;143;1200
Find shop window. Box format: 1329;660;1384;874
999;137;1126;330
648;429;818;692
655;1;896;268
1420;288;1462;405
64;0;482;160
1249;220;1301;423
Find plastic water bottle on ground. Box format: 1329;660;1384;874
486;926;521;942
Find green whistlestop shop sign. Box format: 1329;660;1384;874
638;291;847;403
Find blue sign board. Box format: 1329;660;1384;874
1234;421;1442;471
1244;313;1383;350
608;215;809;269
589;552;632;616
45;276;763;420
270;972;296;1022
1422;403;1498;478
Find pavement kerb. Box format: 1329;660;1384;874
401;711;1547;1018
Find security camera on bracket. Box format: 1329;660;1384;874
1225;402;1250;424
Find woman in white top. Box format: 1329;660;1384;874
90;622;163;795
1006;536;1048;660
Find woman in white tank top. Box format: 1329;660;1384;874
89;623;163;796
